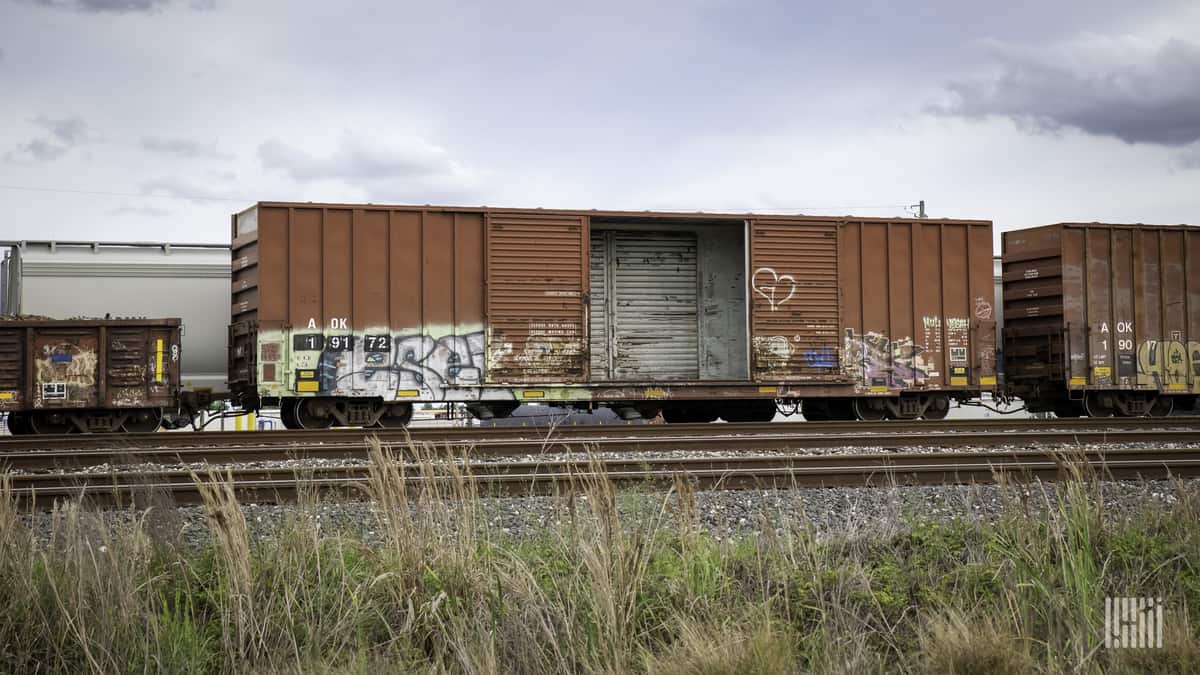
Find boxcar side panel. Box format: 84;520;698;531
749;219;841;382
841;220;994;394
246;206;491;403
968;223;998;387
484;212;588;384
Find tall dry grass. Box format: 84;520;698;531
0;443;1197;673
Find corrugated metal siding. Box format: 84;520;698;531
486;213;587;383
1005;223;1200;393
1001;225;1064;385
841;220;996;392
589;233;610;378
0;327;24;406
609;231;699;380
749;220;840;381
235;205;488;399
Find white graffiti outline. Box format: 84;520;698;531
974;297;993;320
752;267;797;311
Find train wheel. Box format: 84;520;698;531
1149;396;1174;417
922;395;950;420
801;400;829;421
826;399;858;421
280;400;301;429
374;403;413;428
5;412;32;435
29;412;74;434
1084;392;1116;417
852;398;887;421
294;399;334;429
122;408;163;433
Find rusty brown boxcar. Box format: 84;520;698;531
229;202;995;427
1003;222;1200;417
0;318;181;433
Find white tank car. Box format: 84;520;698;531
1;240;230;393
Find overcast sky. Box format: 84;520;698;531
1;0;1198;249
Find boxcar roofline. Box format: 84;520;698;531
251;201;992;226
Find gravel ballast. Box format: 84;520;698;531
16;476;1199;551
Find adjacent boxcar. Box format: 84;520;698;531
229;202;995;427
2;240;231;393
0;318;181;433
1002;222;1200;416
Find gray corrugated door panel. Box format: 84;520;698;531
611;231;699;380
589;232;612;380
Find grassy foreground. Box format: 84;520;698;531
1;445;1198;674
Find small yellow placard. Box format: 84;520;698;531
522;390;545;399
155;338;164;383
296;381;319;392
1168;383;1187;391
758;386;777;393
980;376;997;386
299;370;315;378
644;388;667;398
1070;376;1087;386
395;390;420;397
1093;367;1111;377
950;377;968;386
869;385;888;393
0;392;14;400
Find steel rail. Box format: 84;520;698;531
3;428;1200;472
2;416;1199;454
8;447;1200;511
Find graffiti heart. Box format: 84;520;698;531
752;267;797;311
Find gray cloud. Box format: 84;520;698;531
27;0;212;12
36;115;90;144
933;35;1200;146
258;132;465;182
6;139;69;163
4;115;91;163
141;136;231;159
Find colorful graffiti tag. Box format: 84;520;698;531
843;329;931;388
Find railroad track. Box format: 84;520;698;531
1;416;1198;456
7;447;1200;511
2;424;1199;472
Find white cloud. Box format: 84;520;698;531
258;131;487;203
